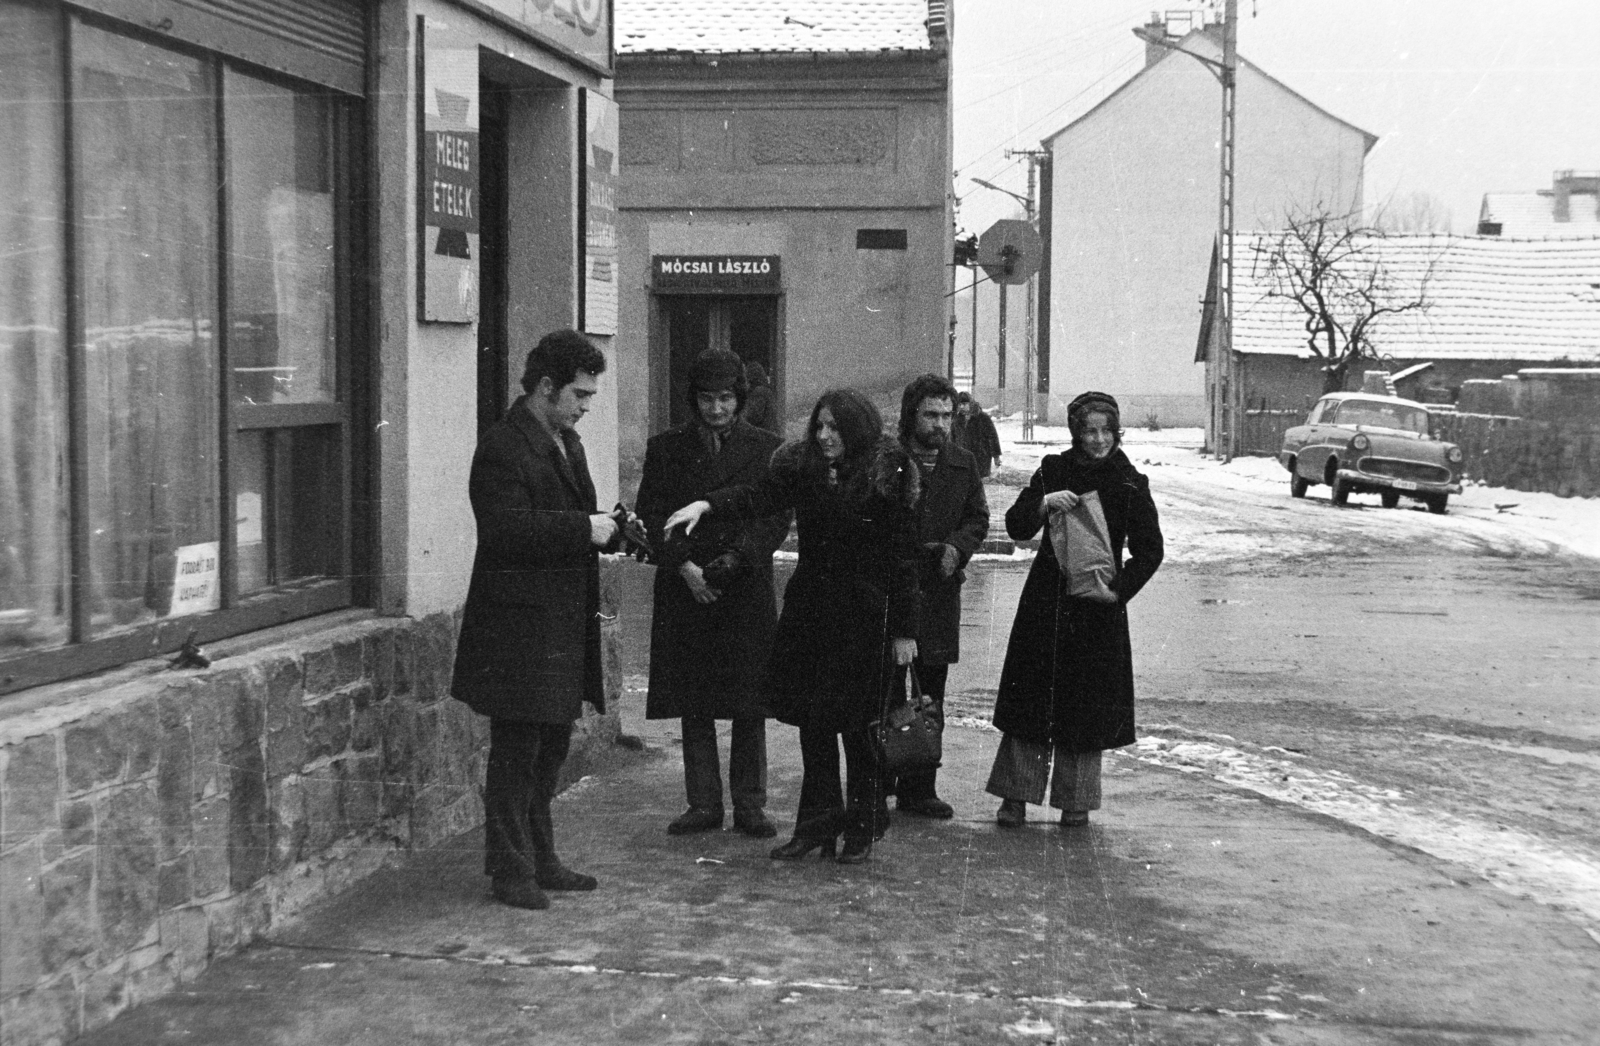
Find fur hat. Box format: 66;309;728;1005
688;349;747;395
1067;390;1120;430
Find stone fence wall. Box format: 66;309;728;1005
1443;369;1600;497
0;565;624;1044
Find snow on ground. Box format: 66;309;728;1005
990;417;1600;562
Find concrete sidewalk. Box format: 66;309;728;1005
79;702;1598;1045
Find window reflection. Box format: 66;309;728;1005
74;22;220;634
226;69;336;406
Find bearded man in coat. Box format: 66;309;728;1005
889;374;990;818
635;349;789;837
451;329;623;911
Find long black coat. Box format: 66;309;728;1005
635;420;788;720
709;439;921;733
451;399;606;723
910;443;990;666
991;448;1164;751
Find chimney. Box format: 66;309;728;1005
1551;169;1600;223
1137;12;1173;68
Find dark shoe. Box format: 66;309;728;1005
996;799;1026;828
898;796;954;819
733;810;778;838
1059;810;1090;828
491;878;550;910
535;866;598;891
836;835;872;864
769;835;833;860
667;808;724;835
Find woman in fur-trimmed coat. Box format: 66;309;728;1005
665;388;922;864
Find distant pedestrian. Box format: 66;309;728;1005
741;360;780;434
954;392;1002;477
635;350;789;839
451;330;623;910
986;391;1164;829
889;374;989;820
665;389;921;864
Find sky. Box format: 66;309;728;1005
952;0;1600;237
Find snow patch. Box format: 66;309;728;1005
1127;734;1600;937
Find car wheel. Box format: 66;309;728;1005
1291;473;1309;499
1425;493;1448;515
1330;473;1350;506
1381;490;1400;509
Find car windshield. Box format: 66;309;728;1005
1334;401;1429;435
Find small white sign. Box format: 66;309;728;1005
170;542;221;617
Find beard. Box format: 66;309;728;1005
914;428;947;450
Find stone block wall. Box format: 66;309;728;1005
1438;369;1600;497
0;579;625;1044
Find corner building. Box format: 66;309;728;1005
0;1;623;1039
613;0;953;492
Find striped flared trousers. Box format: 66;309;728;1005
984;733;1102;812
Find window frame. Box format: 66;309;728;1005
0;5;367;697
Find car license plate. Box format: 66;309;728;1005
1392;479;1418;491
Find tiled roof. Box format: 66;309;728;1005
1230;233;1600;362
616;0;937;54
1479;192;1600;239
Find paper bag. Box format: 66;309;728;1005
1048;490;1118;603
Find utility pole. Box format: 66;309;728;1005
1135;6;1238;460
1219;0;1239;461
1006;148;1047;441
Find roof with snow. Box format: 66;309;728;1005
616;0;943;55
1479;192;1600;239
1219;233;1600;363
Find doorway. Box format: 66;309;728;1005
661;294;778;429
476;83;510;438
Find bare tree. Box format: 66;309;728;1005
1371;190;1454;233
1253;205;1435;394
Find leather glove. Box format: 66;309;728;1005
923;542;960;579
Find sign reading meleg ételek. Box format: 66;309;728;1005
419;17;479;323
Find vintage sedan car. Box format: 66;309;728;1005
1279;392;1463;513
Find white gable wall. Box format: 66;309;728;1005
1043;51;1369;427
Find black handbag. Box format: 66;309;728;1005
872;668;942;775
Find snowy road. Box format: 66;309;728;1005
952;425;1600;949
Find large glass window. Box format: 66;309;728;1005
0;1;68;657
0;5;360;693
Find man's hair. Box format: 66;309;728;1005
897;373;958;444
521;329;606;395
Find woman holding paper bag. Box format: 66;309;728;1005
986;392;1164;828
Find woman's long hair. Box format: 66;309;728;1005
799;388;883;480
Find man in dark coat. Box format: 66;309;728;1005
635;350;788;838
740;360;780;434
451;329;622;911
954;392;1002;477
889;375;990;818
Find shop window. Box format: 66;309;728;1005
0;6;362;694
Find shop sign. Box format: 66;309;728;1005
582;90;618;335
418;17;480;324
653;255;782;290
476;0;612;74
169;542;220;617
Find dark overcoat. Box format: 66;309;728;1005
450;399;606;722
910;443;990;666
991;448;1164;751
635;419;788;720
956;411;1002;477
709;438;921;733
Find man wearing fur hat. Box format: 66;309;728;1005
636;350;790;837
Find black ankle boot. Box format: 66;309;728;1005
836;834;872;864
770;835;836;860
